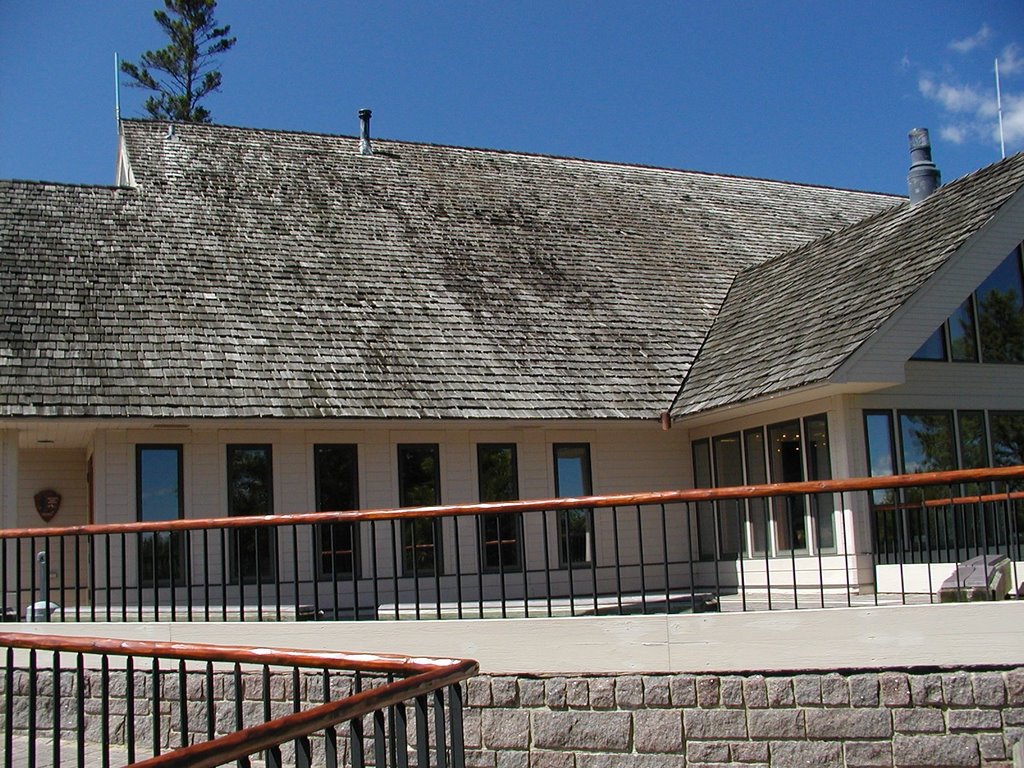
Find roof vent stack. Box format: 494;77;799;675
359;108;373;156
907;128;940;204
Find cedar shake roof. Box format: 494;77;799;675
1;120;903;419
671;151;1024;417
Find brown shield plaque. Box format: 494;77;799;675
34;489;62;522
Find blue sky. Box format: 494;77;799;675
1;1;1022;194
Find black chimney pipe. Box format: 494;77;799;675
907;128;940;204
359;108;373;156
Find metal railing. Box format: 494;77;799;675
2;466;1023;622
0;631;476;768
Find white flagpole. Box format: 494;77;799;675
996;58;1005;160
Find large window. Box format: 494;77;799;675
913;243;1024;363
136;445;185;586
314;444;359;577
554;444;593;567
692;414;834;558
477;444;522;572
398;444;442;576
227;445;276;583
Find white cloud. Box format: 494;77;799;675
939;124;968;144
999;43;1023;76
1000;94;1024;144
950;25;991;54
919;77;986;113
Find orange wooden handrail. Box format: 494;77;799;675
3;465;1023;540
0;632;478;768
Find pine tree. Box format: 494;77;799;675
120;0;236;123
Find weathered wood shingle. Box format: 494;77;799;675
672;151;1024;417
0;120;900;419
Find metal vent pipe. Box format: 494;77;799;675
907;128;940;204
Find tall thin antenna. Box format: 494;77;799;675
114;52;122;124
996;58;1006;159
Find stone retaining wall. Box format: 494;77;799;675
463;668;1024;767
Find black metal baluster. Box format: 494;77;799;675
542;510;553;616
75;653;84;768
374;707;388;768
293;667;311;768
565;512;577;617
924;499;936;603
814;496;825;608
636;505;647;614
370;522;381;621
840;492;852;608
521;514;530;619
235;662;250;768
331;524;340;621
411;521;421;620
311;525;321;620
1;541;8;626
349;671;363;768
394;701;409;768
60;536;68;622
323;669;339;768
262;666;280;768
763;503;773;610
202;530;211;622
274;530;282;621
433;688;448;768
473;516;483;619
205;662;214;744
255;528;264;622
292;526;301;621
51;650;60;768
185;530;194;621
788;507;798;609
166;529;176;621
117;534;126;622
449;683;465;768
391;520;400;620
660;504;671;613
27;649;37;768
433;520;442;620
126;658;136;765
589;508;599;615
100;535;110;621
136;533;144;622
29;536;37;621
684;502;697;611
100;654;110;768
235;529;246;623
352;523;361;621
178;660;188;750
610;505;623;615
220;529;229;622
455;516;467;620
152;658;161;758
15;543;23;625
152;531;160;622
414;695;429;768
73;535;81;621
497;515;508;620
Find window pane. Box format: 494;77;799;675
957;412;988;469
137;446;185;587
692;440;715;559
865;411;896;505
398;444;441;576
478;444;522;571
315;444;358;576
712;433;743;557
554;444;593;566
977;247;1024;363
743;429;769;555
804;414;835;552
227;445;276;583
949;296;979;362
899;411;955;474
768;420;806;553
911;326;946;361
990;412;1024;467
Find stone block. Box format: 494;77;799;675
943;672;974;707
467;678;493;707
634;710;683;753
1005;707;1024;726
805;708;892;740
578;755;681;768
766;677;795;707
464;709;483;748
482;709;530;750
720;676;744;708
743;675;768;709
566;679;589;709
844;741;893;767
545;678;567;709
616;676;643;710
465;748;497;768
696;676;720;708
731;740;770;762
880;672;911;707
909;674;944;707
821;673;849;706
747;709;805;740
1006;670;1024;706
769;740;843;768
947;708;1002;732
687;740;730;762
669;675;696;707
793;675;822;706
589;678;615;710
894;708;945;733
496;751;530;768
683;709;747;740
978;732;1007;761
850;674;880;708
972;673;1006;707
518;678;545;708
643;676;670;707
491;677;518;707
893;735;980;767
532;711;631;752
530;750;575;768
